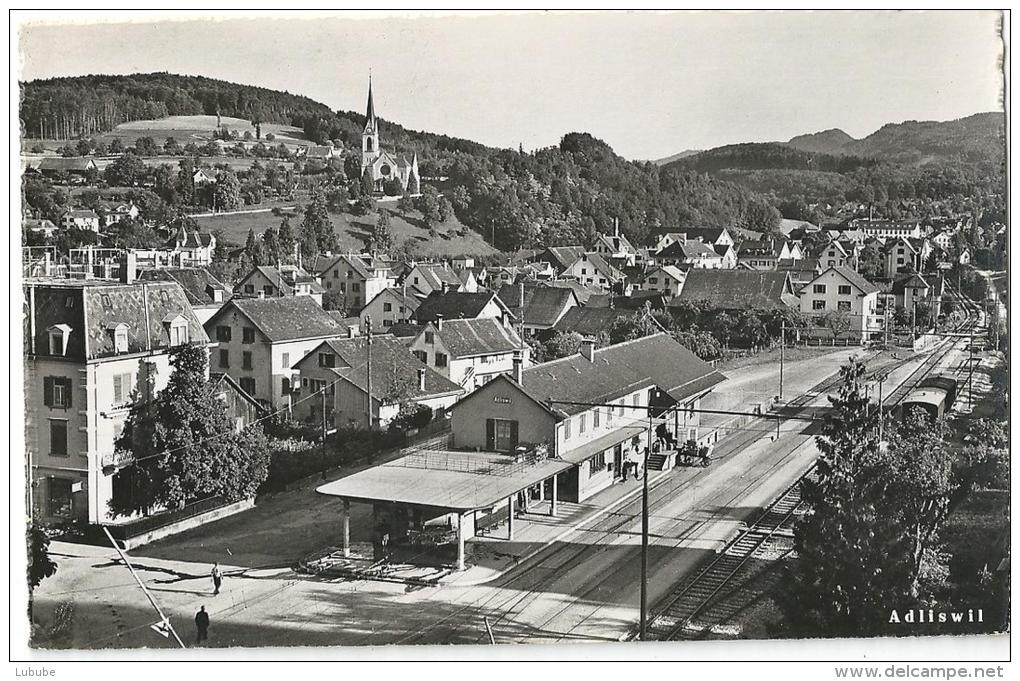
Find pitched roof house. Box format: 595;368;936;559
495;283;580;334
672;269;799;310
293;336;463;431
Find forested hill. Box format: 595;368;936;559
665;142;877;175
20;73;787;250
785;113;1004;166
19;72;492;158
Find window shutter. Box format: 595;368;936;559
485;419;495;450
510;421;519;450
63;378;73;408
43;377;53;407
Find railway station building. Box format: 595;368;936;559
316;333;725;570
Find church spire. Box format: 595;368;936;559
364;74;377;133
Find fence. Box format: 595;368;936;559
396;441;554;478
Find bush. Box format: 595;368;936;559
259;428;406;494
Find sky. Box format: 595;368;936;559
16;10;1005;160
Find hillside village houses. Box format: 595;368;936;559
405;261;471;297
97;201;140;228
592;224;642;268
292;336;463;431
639;265;687;298
495;282;580;336
408;316;527;391
563;252;626;291
60;209;101;233
359;287;421;329
164;226;216;267
850;218;925;240
233;264;325;306
24;278;208;524
309;253;396;310
203;296;347;409
411;290;514;326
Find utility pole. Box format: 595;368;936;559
320;383;328;479
779;319;785;401
639;411;652;641
877;373;886;445
365;315;373;429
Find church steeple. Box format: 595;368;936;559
364;74;377;134
361;74;381;171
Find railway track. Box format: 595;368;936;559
641;465;812;641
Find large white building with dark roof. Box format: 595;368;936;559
24;279;209;525
203;296;346;408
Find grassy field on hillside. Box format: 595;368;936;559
197;201;500;258
23;115;313;153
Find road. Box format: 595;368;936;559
32;346;934;649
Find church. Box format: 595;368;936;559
360;79;420;194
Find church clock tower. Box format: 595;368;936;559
361;77;380;170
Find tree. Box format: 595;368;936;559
163;137;182;155
212;170;242;211
28;524;57;589
382;178;403;196
783;360;905;636
108;138;124;154
302;189;337;252
134;136;159;157
608;308;661;345
371;211;394;254
858;242;885;279
262;225;281;264
74;138;92;157
819;310;851;343
103;152;147;187
783;359;955;637
110;344;270;516
277;216;296;263
416;184;445;230
361;168;375;196
712;311;737;349
534;331;584;363
322;287;349;314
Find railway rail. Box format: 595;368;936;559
640;300;984;642
640;465;812;641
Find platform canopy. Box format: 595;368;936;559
316;451;572;513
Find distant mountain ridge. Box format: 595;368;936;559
661;112;1004;168
785;128;855;155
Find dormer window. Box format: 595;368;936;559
107;323;129;354
47;324;72;356
163;313;190;346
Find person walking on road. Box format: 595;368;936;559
211;562;222;595
195;606;210;645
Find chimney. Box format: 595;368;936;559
581;338;596;362
519;281;525;310
435;313;443;331
441;282;449;294
418;367;427;391
347;325;357;339
512;350;523;384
